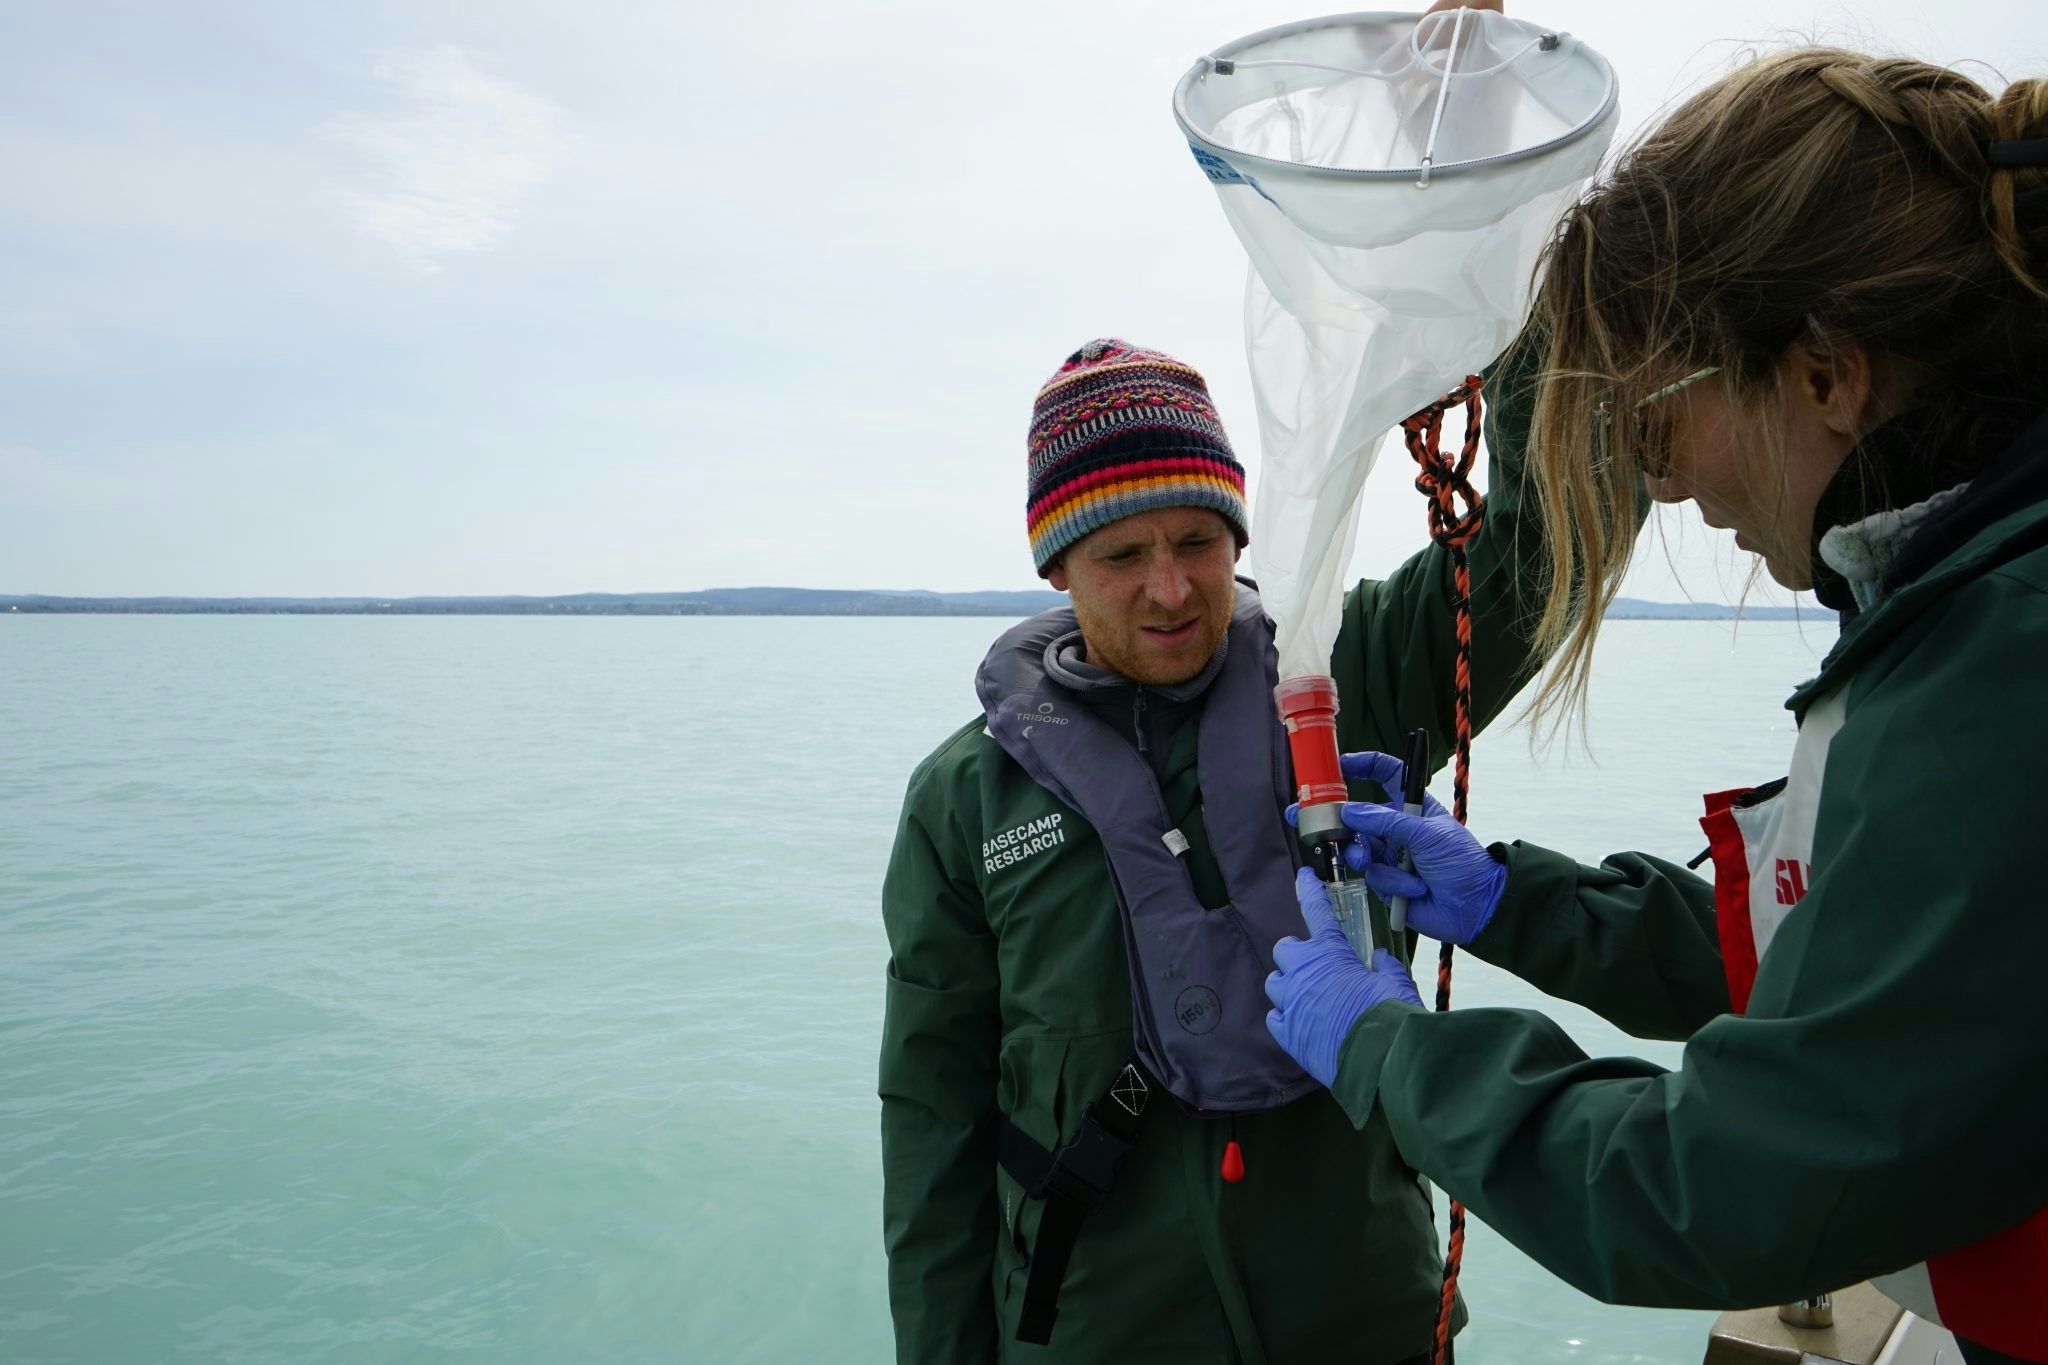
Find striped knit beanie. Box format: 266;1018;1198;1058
1027;338;1250;575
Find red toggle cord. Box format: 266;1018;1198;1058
1220;1140;1245;1184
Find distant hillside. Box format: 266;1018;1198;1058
1606;597;1808;621
0;589;1070;616
2;589;1812;620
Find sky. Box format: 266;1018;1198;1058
2;1;2038;601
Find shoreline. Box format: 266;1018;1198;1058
3;591;1813;621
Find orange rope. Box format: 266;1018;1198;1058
1400;375;1485;1365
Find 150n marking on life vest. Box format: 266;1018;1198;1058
983;814;1066;875
1174;985;1221;1035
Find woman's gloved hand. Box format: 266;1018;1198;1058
1265;868;1423;1087
1325;751;1508;948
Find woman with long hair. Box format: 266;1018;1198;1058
1262;47;2048;1365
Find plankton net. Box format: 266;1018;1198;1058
1175;16;1620;1360
1174;7;1619;682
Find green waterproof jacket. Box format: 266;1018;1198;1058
1330;421;2048;1339
878;357;1545;1365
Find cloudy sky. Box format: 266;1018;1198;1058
2;1;2036;600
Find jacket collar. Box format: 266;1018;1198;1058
1044;625;1230;704
1816;485;1971;615
1789;403;2048;714
1807;404;1991;616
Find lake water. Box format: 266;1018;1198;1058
0;613;1835;1364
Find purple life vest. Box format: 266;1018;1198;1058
977;585;1317;1112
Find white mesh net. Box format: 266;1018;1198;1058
1175;9;1619;679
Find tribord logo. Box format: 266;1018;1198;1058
1019;700;1070;739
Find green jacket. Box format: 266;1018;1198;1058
1332;425;2048;1330
879;360;1545;1364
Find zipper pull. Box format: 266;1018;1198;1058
1133;689;1149;758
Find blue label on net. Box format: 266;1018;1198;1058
1189;143;1247;185
1188;142;1278;207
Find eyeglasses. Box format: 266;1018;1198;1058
1595;365;1722;480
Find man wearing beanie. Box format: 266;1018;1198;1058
879;337;1550;1364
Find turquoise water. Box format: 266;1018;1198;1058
0;614;1831;1363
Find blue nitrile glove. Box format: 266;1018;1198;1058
1265;867;1424;1087
1331;764;1507;947
1283;750;1506;946
1338;748;1450;822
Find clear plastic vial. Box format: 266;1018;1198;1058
1328;878;1376;959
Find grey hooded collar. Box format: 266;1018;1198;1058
1818;483;1972;614
1042;622;1231;704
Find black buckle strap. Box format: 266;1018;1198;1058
997;1063;1150;1345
